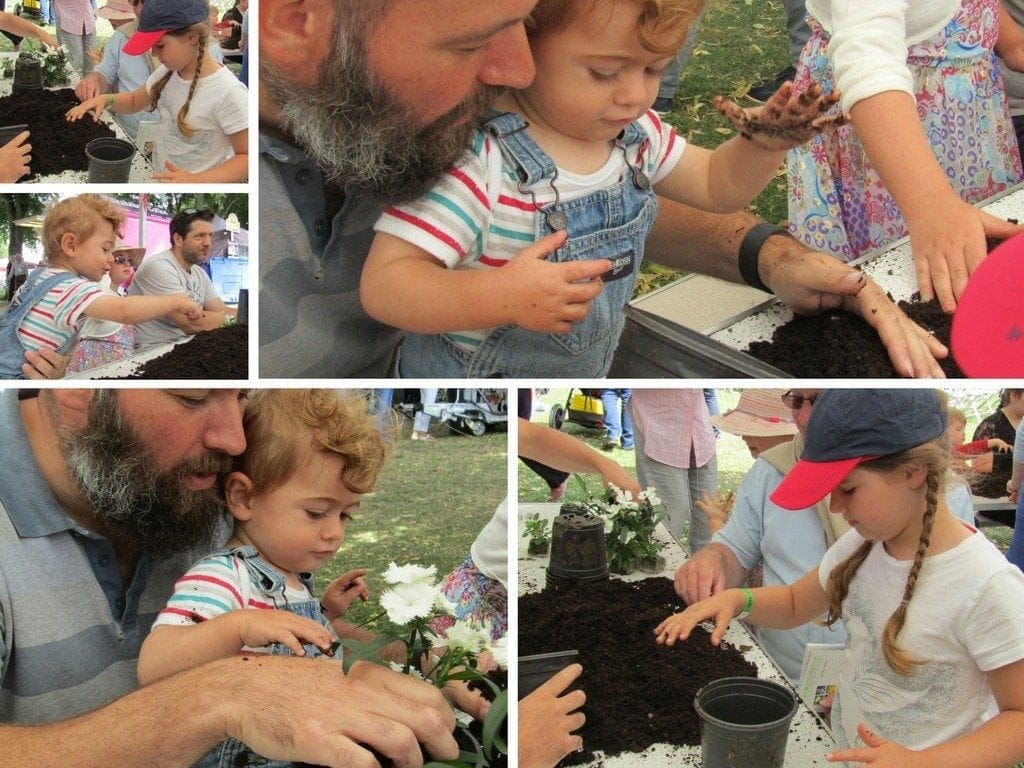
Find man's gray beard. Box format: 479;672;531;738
61;392;234;555
262;28;503;204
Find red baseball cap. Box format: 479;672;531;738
951;231;1024;377
769;390;946;510
123;0;209;55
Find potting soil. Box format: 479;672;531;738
519;577;758;764
0;87;118;180
742;298;963;377
125;324;247;379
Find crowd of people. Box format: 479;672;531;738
0;0;249;183
0;195;239;379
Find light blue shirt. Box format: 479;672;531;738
1015;420;1024;464
713;458;847;681
95;27;154;141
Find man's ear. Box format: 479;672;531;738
52;389;95;424
224;471;256;521
260;0;334;78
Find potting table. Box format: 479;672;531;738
0;51;153;183
63;337;191;379
518;502;837;767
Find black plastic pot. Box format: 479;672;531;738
546;507;608;585
12;55;42;90
518;650;579;698
694;677;798;768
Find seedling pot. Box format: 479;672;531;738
546;506;608;585
694;677;798;768
518;650;578;698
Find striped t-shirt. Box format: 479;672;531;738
374;110;686;350
14;268;105;353
153;552;317;655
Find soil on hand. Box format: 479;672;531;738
129;324;247;379
0;88;117;180
742;298;963;377
519;577;758;764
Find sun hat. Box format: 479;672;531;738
950;231;1024;377
123;0;209;55
96;0;135;21
113;241;146;265
710;389;798;438
769;389;946;511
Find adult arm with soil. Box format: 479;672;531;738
1;656;458;768
644;199;949;378
518;418;641;496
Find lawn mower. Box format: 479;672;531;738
421;388;507;436
548;389;605;431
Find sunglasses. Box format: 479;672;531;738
781;391;819;410
113;255;133;265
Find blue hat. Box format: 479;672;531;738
123;0;209;55
769;389;947;510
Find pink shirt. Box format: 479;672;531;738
55;0;95;36
629;390;715;468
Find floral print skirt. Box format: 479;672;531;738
787;0;1023;261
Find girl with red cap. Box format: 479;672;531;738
655;389;1024;767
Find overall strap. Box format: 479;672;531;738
482;109;558;186
5;269;81;322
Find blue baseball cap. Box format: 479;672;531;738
123;0;209;55
769;389;947;510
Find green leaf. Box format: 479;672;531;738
481;689;508;758
336;636;394;673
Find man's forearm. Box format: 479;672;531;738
2;661;232;768
645;197;762;282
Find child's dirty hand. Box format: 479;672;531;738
714;81;847;151
232;609;336;655
502;230;612;333
321;568;369;620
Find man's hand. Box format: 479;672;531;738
673;544;731;605
759;238;948;377
230;657;458;768
714;81;846;152
519;663;586;768
0;131;31;183
75;72;107;102
22;347;66;379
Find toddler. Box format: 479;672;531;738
0;195;201;379
360;0;843;377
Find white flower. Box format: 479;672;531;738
602;516;613;534
434;595;457;616
639;488;661;507
379;582;438;624
488;635;508;669
443;620;489;653
383;562;438;586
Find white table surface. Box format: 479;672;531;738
0;51;153;183
518;502;837;767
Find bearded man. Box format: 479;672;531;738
0;388;459;767
259;0;949;378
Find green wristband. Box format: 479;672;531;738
736;588;754;620
106;93;115;109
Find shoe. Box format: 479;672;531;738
621;442;635;451
651;95;675;114
746;65;796;104
411;431;435;441
602;439;618;451
548;479;567;502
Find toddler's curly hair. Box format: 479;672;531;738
526;0;704;54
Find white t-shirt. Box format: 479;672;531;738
471;499;507;588
145;63;248;174
819;528;1024;750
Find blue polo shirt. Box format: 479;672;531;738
0;391;223;723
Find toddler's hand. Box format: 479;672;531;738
696;490;734;535
233;609;335;655
501;231;612;333
320;568;369;620
172;296;204;321
714;81;846;151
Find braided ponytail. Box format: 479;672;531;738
147;22;210;139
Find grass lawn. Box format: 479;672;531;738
315;397;507;627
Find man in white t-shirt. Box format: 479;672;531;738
129;208;236;350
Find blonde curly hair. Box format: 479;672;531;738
526;0;703;53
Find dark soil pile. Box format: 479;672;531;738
742;297;963;377
0;87;117;179
519;577;758;763
129;324;247;379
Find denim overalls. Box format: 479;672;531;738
192;546;339;768
398;111;659;378
0;268;81;379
